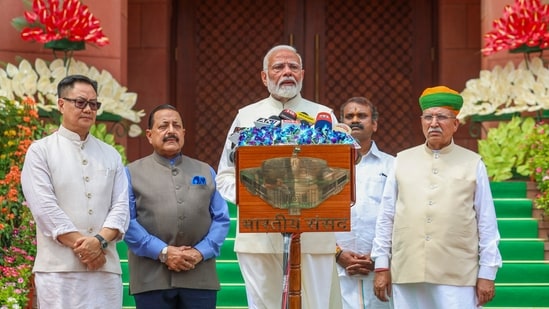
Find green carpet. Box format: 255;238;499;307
118;181;549;308
485;182;549;308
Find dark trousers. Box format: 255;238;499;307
134;288;217;309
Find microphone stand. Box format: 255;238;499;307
281;232;292;309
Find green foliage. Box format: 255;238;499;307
479;116;549;215
525;122;549;215
478;116;536;181
89;123;128;165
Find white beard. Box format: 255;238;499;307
267;76;303;99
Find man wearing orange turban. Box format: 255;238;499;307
371;86;502;308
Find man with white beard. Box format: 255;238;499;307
217;45;342;309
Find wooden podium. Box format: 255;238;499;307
235;144;355;309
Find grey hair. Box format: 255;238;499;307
262;45;303;71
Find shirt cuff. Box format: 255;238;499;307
194;242;212;261
373;256;390;269
52;226;79;246
478;265;499;280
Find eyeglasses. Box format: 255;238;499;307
420;114;456;122
270;62;302;73
62;97;102;111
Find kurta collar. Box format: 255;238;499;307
266;93;303;110
152;151;182;168
58;125;91;144
423;139;455;155
361;140;383;162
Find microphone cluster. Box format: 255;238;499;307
232;109;358;147
227;109;360;162
253;109;333;131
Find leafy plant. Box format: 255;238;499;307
478;116;536;181
525;121;549;215
90;123;128;165
479;116;549;215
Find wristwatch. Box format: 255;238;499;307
94;234;108;249
159;246;168;263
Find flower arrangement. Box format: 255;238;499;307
0;96;44;308
462;0;549;216
481;0;549;56
459;57;549;120
6;0;145;138
525;121;549;215
1;2;137;307
0;57;144;137
459;0;549;121
11;0;109;49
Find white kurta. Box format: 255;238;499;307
216;94;342;309
35;272;122;309
335;141;394;309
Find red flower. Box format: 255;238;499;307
18;0;109;46
482;0;549;56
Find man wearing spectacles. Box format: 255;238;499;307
371;86;502;308
61;97;102;111
216;45;342;308
21;74;130;308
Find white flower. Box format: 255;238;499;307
128;124;143;137
0;57;144;131
459;56;549;122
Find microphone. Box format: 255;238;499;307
333;123;352;134
279;109;297;120
269;115;282;123
281;119;301;129
228;127;244;144
314;112;332;131
254;115;281;128
296;111;315;125
278;109;302;129
228;128;242;163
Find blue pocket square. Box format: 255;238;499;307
192;175;206;185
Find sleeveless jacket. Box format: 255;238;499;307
127;153;220;293
391;143;480;286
